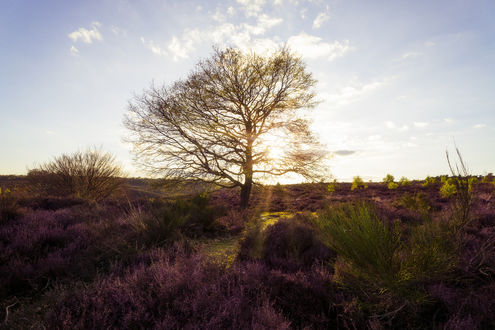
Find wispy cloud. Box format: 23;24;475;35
313;11;330;29
473;124;486;129
70;45;79;56
68;22;103;44
287;33;349;60
140;37;168;56
320;77;389;107
386;121;409;132
334;150;356;156
236;0;266;17
414;121;429;128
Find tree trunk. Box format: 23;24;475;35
240;177;252;209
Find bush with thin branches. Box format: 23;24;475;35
27;148;124;202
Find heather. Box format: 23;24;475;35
0;176;494;328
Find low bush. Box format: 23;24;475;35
388;182;399;190
399;176;410;186
351;176;367;190
261;214;334;271
383;174;395;185
314;202;456;309
27;148;124;202
0;187;22;223
422;175;437;187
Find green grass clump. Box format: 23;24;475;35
351;176;367;190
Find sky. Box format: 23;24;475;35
1;0;494;181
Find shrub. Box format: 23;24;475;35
27;148;124;202
440;178;457;198
351;176;367;191
422;175;436;187
327;179;338;194
260;214;334;271
0;187;21;223
314;202;455;307
388;182;399;190
399;176;410;186
446;147;473;232
382;174;395;184
394;192;432;219
314;203;403;294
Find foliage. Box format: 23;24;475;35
422;175;437;187
124;47;326;208
388;182;399;190
314;202;456;307
399;176;410;186
351;176;367;190
440;177;457;198
382;174;395;184
393;192;431;218
327;179;338;194
27;148;124;202
314;203;403;293
0;187;21;223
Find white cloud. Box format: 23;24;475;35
386;121;408;131
212;8;226;22
414;121;429;128
300;8;307;19
273;0;283;4
236;0;266;17
425;41;435;47
321;78;389;107
313;12;330;29
473;124;486;129
444;118;453;124
396;52;422;61
227;6;236;16
70;45;79;56
140;37;167;56
68;22;103;44
167;29;201;61
287;33;349;60
257;14;283;30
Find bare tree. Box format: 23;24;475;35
124;47;327;208
28;148;124;202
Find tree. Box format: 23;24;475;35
124;47;327;209
27;148;124;202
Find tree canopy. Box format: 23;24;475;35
124;47;327;208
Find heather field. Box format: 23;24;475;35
1;175;494;329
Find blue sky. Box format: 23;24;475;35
1;0;494;181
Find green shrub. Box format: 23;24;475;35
382;174;395;184
314;203;455;304
351;176;367;191
399;177;410;186
422;176;436;187
440;179;457;198
400;220;456;283
314;203;402;293
327;179;338;194
394;192;431;217
388;182;399;190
